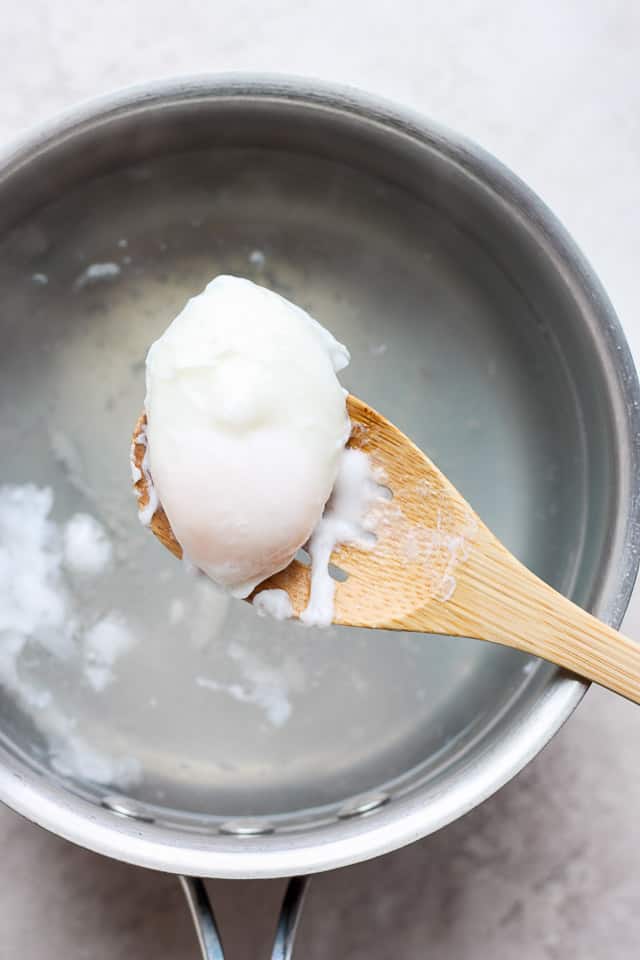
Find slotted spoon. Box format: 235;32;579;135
132;395;640;703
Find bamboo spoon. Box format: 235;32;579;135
132;395;640;703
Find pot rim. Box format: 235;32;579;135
1;73;639;879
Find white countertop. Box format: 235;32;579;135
2;2;640;957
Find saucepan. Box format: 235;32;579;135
0;75;638;957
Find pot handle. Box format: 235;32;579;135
179;874;310;960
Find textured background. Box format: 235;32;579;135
2;2;640;957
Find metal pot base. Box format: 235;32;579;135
0;76;638;879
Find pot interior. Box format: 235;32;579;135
0;92;618;836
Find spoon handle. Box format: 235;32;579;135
401;525;640;703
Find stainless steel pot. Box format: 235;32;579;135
1;75;639;958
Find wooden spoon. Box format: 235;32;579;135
132;395;640;703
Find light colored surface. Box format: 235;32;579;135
2;1;640;956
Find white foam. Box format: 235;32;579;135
133;428;158;526
73;262;121;289
129;440;142;484
83;614;135;692
301;448;381;627
0;633;51;710
0;484;75;659
0;484;140;788
197;641;298;727
0;653;139;787
50;731;141;787
253;588;294;621
0;628;139;788
63;513;112;576
371;480;478;604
